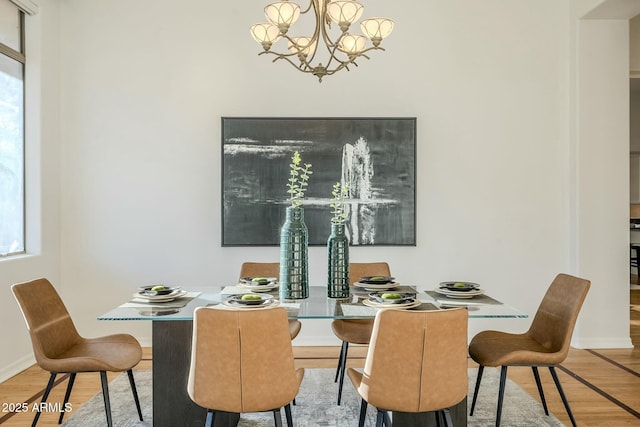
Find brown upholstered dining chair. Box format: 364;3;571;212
187;306;304;427
239;262;302;340
347;308;468;427
12;278;143;427
332;261;391;405
468;273;591;427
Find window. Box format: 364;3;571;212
0;0;25;256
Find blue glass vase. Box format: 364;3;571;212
279;206;309;299
327;223;350;298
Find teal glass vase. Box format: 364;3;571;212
279;206;309;299
327;223;350;298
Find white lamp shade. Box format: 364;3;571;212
327;1;364;30
288;37;318;56
360;18;394;41
338;34;366;55
250;22;282;45
265;1;301;29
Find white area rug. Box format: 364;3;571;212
61;368;564;427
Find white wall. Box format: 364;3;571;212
0;0;62;381
1;0;635;379
55;0;570;344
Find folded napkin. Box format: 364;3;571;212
423;290;502;306
339;304;378;317
351;285;417;296
220;286;248;295
120;291;201;309
220;285;278;295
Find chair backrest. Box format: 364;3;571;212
12;278;82;369
527;273;591;356
239;262;279;279
187;307;299;413
349;262;391;286
358;308;468;413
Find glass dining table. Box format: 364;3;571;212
99;285;527;427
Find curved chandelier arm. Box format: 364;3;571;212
250;0;393;82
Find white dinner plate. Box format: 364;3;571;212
354;282;400;291
238;282;279;292
222;298;280;310
362;298;422;309
133;289;187;302
433;288;485;299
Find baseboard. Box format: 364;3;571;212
0;353;35;383
571;336;633;349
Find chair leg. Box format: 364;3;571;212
284;403;293;427
58;372;76;424
375;409;385;427
126;370;144;421
32;372;57;427
443;408;454;427
205;409;215;427
358;399;368;427
531;366;549;415
549;366;578;427
382;410;391;426
495;366;508;427
469;365;484;416
337;342;349;405
335;341;347;382
435;410;442;427
273;408;283;427
99;371;113;427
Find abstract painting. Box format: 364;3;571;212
221;117;416;246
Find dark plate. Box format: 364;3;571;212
240;276;277;286
369;292;414;304
359;276;396;284
229;294;274;305
138;285;180;296
439;282;480;292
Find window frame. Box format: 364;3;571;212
0;3;26;257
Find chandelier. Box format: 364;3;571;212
250;0;394;82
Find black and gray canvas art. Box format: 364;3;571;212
221;117;416;246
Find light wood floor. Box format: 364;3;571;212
1;291;639;427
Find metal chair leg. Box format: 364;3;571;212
284;403;293;427
58;372;76;424
375;409;385;427
495;366;508;427
381;410;391;426
334;341;347;382
532;366;549;415
126;370;144;421
99;371;113;427
32;372;57;427
337;342;349;405
358;399;368;427
205;409;215;427
435;410;443;427
273;408;283;427
443;408;454;427
469;365;484;415
549;366;578;427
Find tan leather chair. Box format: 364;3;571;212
347;308;468;427
240;262;302;340
468;273;591;427
11;278;143;427
187;306;304;427
332;261;391;405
